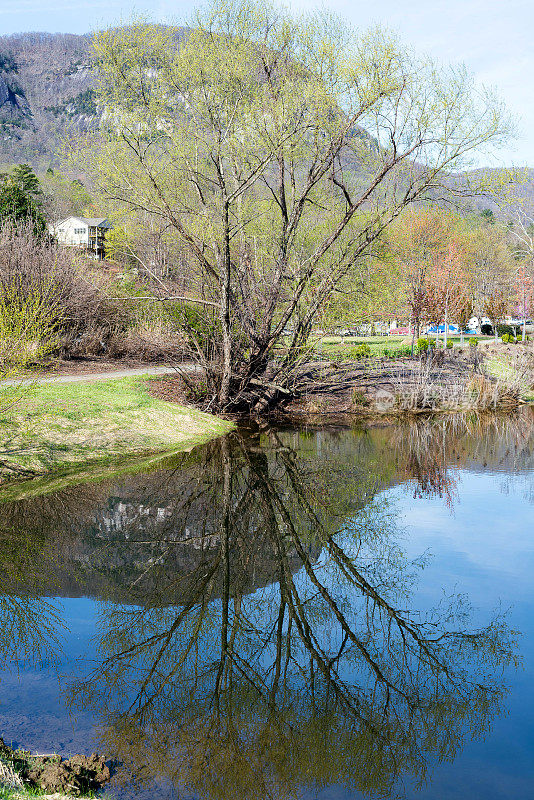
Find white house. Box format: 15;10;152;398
48;216;112;259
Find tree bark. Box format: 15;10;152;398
219;198;232;408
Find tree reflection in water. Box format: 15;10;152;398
392;409;534;508
0;527;65;671
56;426;518;800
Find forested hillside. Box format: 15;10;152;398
0;30;532;216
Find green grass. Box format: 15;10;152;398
485;355;534;402
312;334;493;361
0;789;33;799
0;787;50;799
0;375;234;484
319;335;406;346
312;335;409;359
312;335;416;360
0;785;95;799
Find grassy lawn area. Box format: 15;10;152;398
0;375;233;483
312;334;494;360
320;335;407;346
312;335;411;359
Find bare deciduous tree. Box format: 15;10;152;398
80;0;513;411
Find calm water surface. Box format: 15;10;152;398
1;412;534;799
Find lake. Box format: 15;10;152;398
1;410;534;799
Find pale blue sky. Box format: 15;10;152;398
1;0;532;166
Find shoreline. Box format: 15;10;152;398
0;343;530;495
148;350;525;418
0;374;234;491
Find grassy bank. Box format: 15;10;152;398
313;335;410;360
1;787;82;799
485;353;534;402
311;335;494;361
0;375;233;482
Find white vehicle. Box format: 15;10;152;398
507;319;534;334
468;316;479;331
468;316;491;332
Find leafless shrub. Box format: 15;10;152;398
389;355;519;412
0;221;124;358
107;329;187;362
488;342;534;395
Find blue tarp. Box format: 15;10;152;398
427;324;476;335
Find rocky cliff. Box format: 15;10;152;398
0;32;98;167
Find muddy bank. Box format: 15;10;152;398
285;350;524;414
0;738;111;797
149;350;523;417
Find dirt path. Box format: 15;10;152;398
1;364;199;387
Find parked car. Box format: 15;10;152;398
468;316;491;332
507;319;534;333
389;327;411;335
427;324;459;334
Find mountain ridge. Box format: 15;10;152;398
1;30;532;217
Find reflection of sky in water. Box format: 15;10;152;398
0;598;98;756
397;472;534;800
319;471;534;800
1;453;534;798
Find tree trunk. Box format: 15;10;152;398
443;292;448;349
219;200;232;408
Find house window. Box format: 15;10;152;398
74;227;86;234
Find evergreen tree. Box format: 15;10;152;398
0;180;48;237
480;208;495;224
11;163;43;201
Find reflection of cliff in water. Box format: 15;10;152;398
2;410;534;606
1;497;314;607
1;431;343;605
0;420;524;800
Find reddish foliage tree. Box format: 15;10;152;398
425;243;473;338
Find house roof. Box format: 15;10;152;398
80;217;110;227
54;216;110;228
